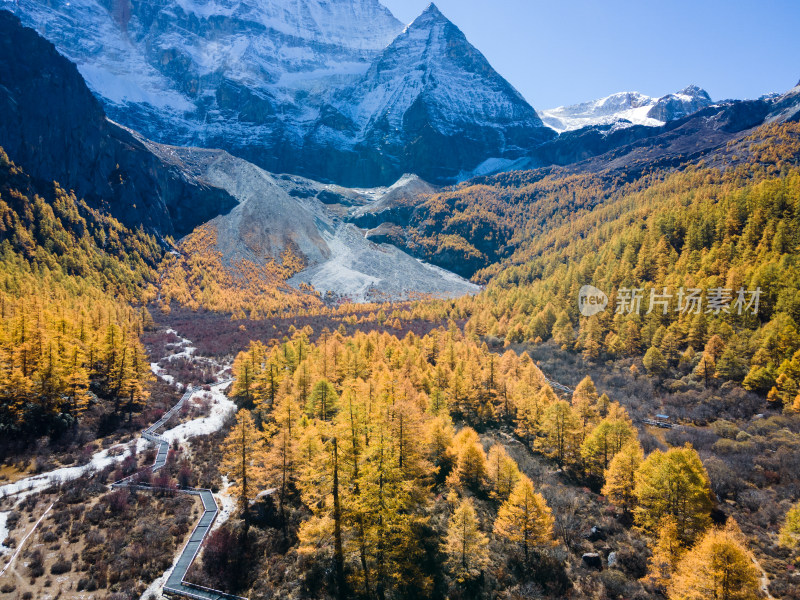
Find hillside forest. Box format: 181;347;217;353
1;123;800;600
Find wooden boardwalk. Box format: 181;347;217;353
112;383;246;600
543;377;574;396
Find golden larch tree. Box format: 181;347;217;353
444;497;489;583
486;443;520;501
493;475;554;564
634;444;714;544
602;439;644;515
220;409;266;528
668;522;760;600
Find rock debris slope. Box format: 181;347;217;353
144;142;480;302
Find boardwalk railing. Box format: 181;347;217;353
111;380;246;600
544;377;574;396
639;418;681;429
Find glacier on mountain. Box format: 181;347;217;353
541;86;713;132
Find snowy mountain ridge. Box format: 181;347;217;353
7;0;406;179
541;85;714;132
7;0;554;186
342;4;541;135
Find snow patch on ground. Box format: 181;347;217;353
0;512;9;556
213;476;237;533
150;362;176;386
154;382;237;446
0;335;232;502
0;443;136;501
165;346;197;361
162;331;197;362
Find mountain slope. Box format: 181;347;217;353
0;10;236;236
146;143;480;303
373;87;800;278
7;0;402;136
766;80;800;123
0;146;159;441
646;85;714;121
467;82;800;182
459;121;800;402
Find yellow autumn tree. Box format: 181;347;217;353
668;522;760;600
602;440;644;515
427;415;456;479
486;443;521;500
264;392;302;523
540;400;579;467
571;375;599;442
220;409;266;527
779;500;800;548
493;475;554;564
444;497;490;583
643;517;685;593
447;427;488;491
581;415;636;481
634;445;713;544
515;384;557;445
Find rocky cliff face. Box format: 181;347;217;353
6;0;403;184
646;85;714;122
765;80;800;123
0;10;236;236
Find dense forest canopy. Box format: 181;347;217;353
2;122;800;600
0;148;155;445
449;123;800;408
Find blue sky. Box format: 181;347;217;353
380;0;800;109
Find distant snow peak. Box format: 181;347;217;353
541;85;713;133
677;84;711;99
417;2;446;21
540;91;663;133
647;84;713;122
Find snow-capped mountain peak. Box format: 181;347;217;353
540;91;663;132
411;2;446;24
343;3;545;135
647;84;713;121
310;2;553;182
674;84;711;101
540;85;714;133
8;0;553;185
